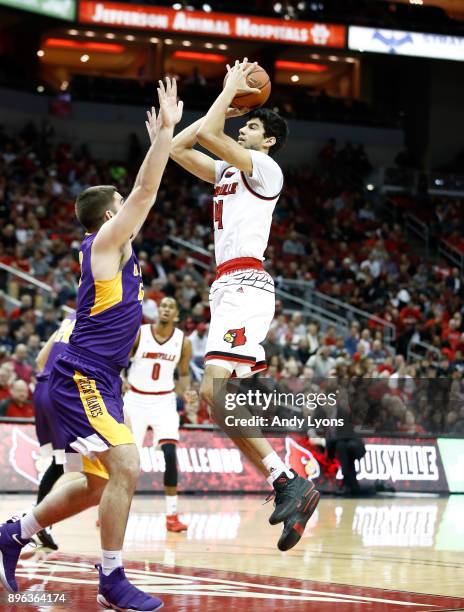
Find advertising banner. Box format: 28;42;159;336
348;25;464;62
0;0;75;20
0;424;452;493
79;1;346;48
437;438;464;493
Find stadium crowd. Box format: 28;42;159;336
0;122;463;435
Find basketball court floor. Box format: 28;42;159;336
1;493;463;611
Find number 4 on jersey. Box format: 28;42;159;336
214;199;223;230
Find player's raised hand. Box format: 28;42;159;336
157;77;184;129
145;106;162;144
224;58;260;95
225;106;251;118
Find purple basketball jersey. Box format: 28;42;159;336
69;233;143;369
37;313;77;381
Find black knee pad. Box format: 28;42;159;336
161;443;178;487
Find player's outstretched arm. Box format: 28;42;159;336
170;117;216;184
96;78;183;249
196;59;259;174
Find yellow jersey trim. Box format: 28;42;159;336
90;272;123;316
82;456;109;480
73;370;134;447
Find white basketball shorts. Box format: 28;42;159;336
205;266;275;378
123;390;180;447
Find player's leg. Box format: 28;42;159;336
161;441;188;532
0;471;106;593
92;443;163;611
123;391;150;448
151;393;188;532
200;364;286;474
202;278;319;546
33;380;65;550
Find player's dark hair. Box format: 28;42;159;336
75;185;117;232
249;108;289;156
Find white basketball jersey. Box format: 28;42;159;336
213;150;283;266
127;325;184;393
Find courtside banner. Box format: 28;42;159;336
0;424;450;493
79;1;346;48
348;25;464;62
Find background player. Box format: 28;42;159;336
124;296;192;533
0;78;182;611
169;59;320;551
33;313;76;551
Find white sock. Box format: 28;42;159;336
102;550;123;576
166;495;177;516
262;451;294;485
20;511;42;539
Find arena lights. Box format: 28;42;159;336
328;55;338;61
44;39;124;53
80;54;90;62
291;74;299;82
173;50;226;63
85;30;95;37
218;43;228;50
37;85;44;93
172;2;182;9
165;39;173;45
204;42;213;49
150;37;159;43
275;60;328;72
182;40;192;46
105;32;115;39
202;3;212;11
37;50;44;57
125;34;135;41
68;29;78;36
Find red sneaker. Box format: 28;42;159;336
166;514;188;532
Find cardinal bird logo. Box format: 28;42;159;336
223;327;247;348
285;437;321;480
9;427;42;485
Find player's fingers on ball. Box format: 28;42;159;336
245;62;257;75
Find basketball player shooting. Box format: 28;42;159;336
167;59;320;551
124;297;192;533
0;78;182;611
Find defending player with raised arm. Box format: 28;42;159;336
124;297;192;532
0;79;182;612
169;60;320;552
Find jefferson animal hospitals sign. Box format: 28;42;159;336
79;1;346;48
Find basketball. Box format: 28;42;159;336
224;63;271;110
